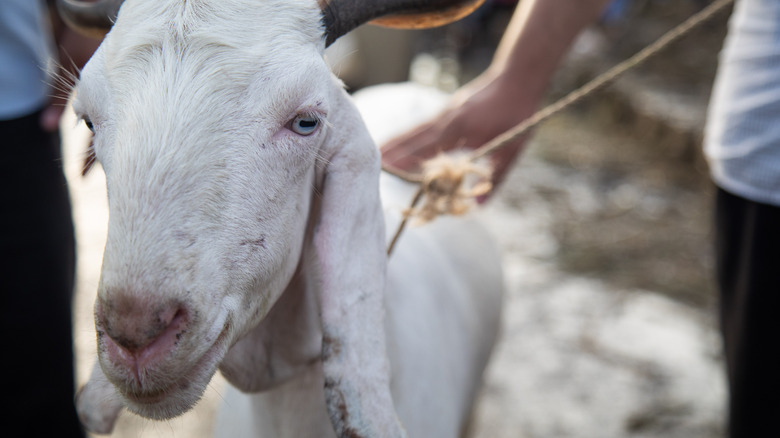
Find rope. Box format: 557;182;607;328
386;186;424;255
383;0;734;255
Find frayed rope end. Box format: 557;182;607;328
403;152;493;225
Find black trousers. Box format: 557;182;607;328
0;110;84;437
716;187;780;438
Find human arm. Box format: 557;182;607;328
380;0;611;189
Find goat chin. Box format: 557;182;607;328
117;332;229;421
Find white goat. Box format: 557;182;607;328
63;0;503;436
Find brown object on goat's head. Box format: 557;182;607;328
58;0;485;45
321;0;485;46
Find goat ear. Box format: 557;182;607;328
75;360;124;434
312;93;405;437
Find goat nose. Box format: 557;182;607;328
96;296;188;366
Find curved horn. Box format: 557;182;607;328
56;0;124;39
322;0;485;47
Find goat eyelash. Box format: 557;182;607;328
83;118;95;133
82;140;97;176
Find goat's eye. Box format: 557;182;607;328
290;114;319;136
83;117;95;133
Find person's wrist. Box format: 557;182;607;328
494;63;548;106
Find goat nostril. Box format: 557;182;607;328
135;308;188;363
98;301;189;365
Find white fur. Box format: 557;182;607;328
72;1;503;437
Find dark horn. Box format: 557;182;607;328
56;0;124;39
322;0;485;47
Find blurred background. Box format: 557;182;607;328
68;0;730;436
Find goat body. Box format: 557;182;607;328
72;1;503;436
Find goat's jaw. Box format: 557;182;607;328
98;320;231;420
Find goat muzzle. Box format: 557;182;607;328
96;296;190;373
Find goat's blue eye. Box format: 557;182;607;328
84;118;95;133
291;114;319;136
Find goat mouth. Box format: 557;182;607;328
126;386;168;405
122;324;230;419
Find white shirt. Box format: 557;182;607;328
0;0;55;120
705;0;780;206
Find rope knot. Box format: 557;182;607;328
405;153;493;224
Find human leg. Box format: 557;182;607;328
0;110;83;437
715;186;780;438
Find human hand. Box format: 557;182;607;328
380;70;538;193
